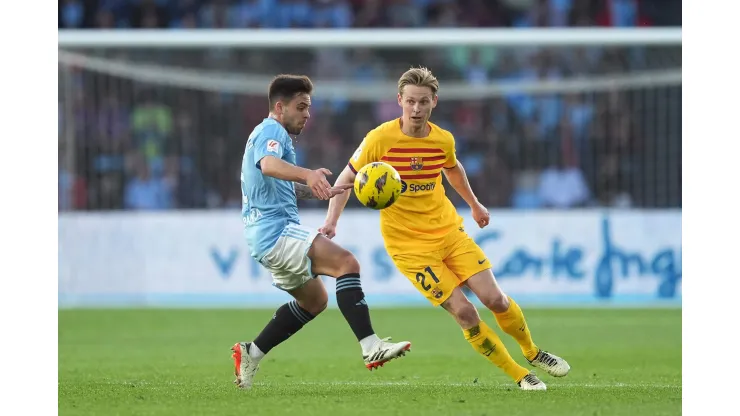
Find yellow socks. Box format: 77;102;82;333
463;321;529;382
493;296;539;361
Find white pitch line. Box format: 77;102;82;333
101;380;681;389
254;381;681;389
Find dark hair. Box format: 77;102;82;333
268;74;314;109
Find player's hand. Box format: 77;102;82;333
318;222;337;239
471;201;490;228
328;184;353;198
306;168;333;200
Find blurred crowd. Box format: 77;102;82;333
58;0;682;212
60;0;681;29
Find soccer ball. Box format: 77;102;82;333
354;162;403;210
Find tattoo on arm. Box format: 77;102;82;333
294;183;316;200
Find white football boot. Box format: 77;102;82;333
518;372;547;391
231;342;260;389
528;349;571;377
363;337;411;370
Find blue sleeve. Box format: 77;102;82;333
252;127;288;170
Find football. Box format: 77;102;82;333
353;162;403;210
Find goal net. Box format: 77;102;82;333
58;30;681;212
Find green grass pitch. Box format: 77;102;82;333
59;308;681;416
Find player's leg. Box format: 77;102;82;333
232;224;331;389
440;287;545;390
249;277;328;361
442;232;570;378
308;233;411;369
232;277;327;389
465;271;570;377
464;270;537;359
392;250;544;390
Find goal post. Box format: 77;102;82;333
58;27;681;48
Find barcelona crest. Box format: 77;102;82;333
431;288;444;299
410;157;424;171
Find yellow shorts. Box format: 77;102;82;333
390;227;492;307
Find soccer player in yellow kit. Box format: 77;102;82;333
320;67;571;390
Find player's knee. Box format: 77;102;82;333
450;303;481;328
480;292;509;313
298;293;328;316
305;299;328;316
336;250;360;276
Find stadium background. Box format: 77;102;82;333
58;0;681;308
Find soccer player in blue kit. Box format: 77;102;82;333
231;74;411;389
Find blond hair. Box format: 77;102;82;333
398;66;439;96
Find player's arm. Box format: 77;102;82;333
261;155;345;201
254;135;333;199
260;155;313;182
294;182;352;200
324;165;356;222
321;133;379;237
440;131;478;206
443;162;479;207
442;133;490;228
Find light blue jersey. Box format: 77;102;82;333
241;118;301;261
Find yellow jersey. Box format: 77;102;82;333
347;118;463;254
